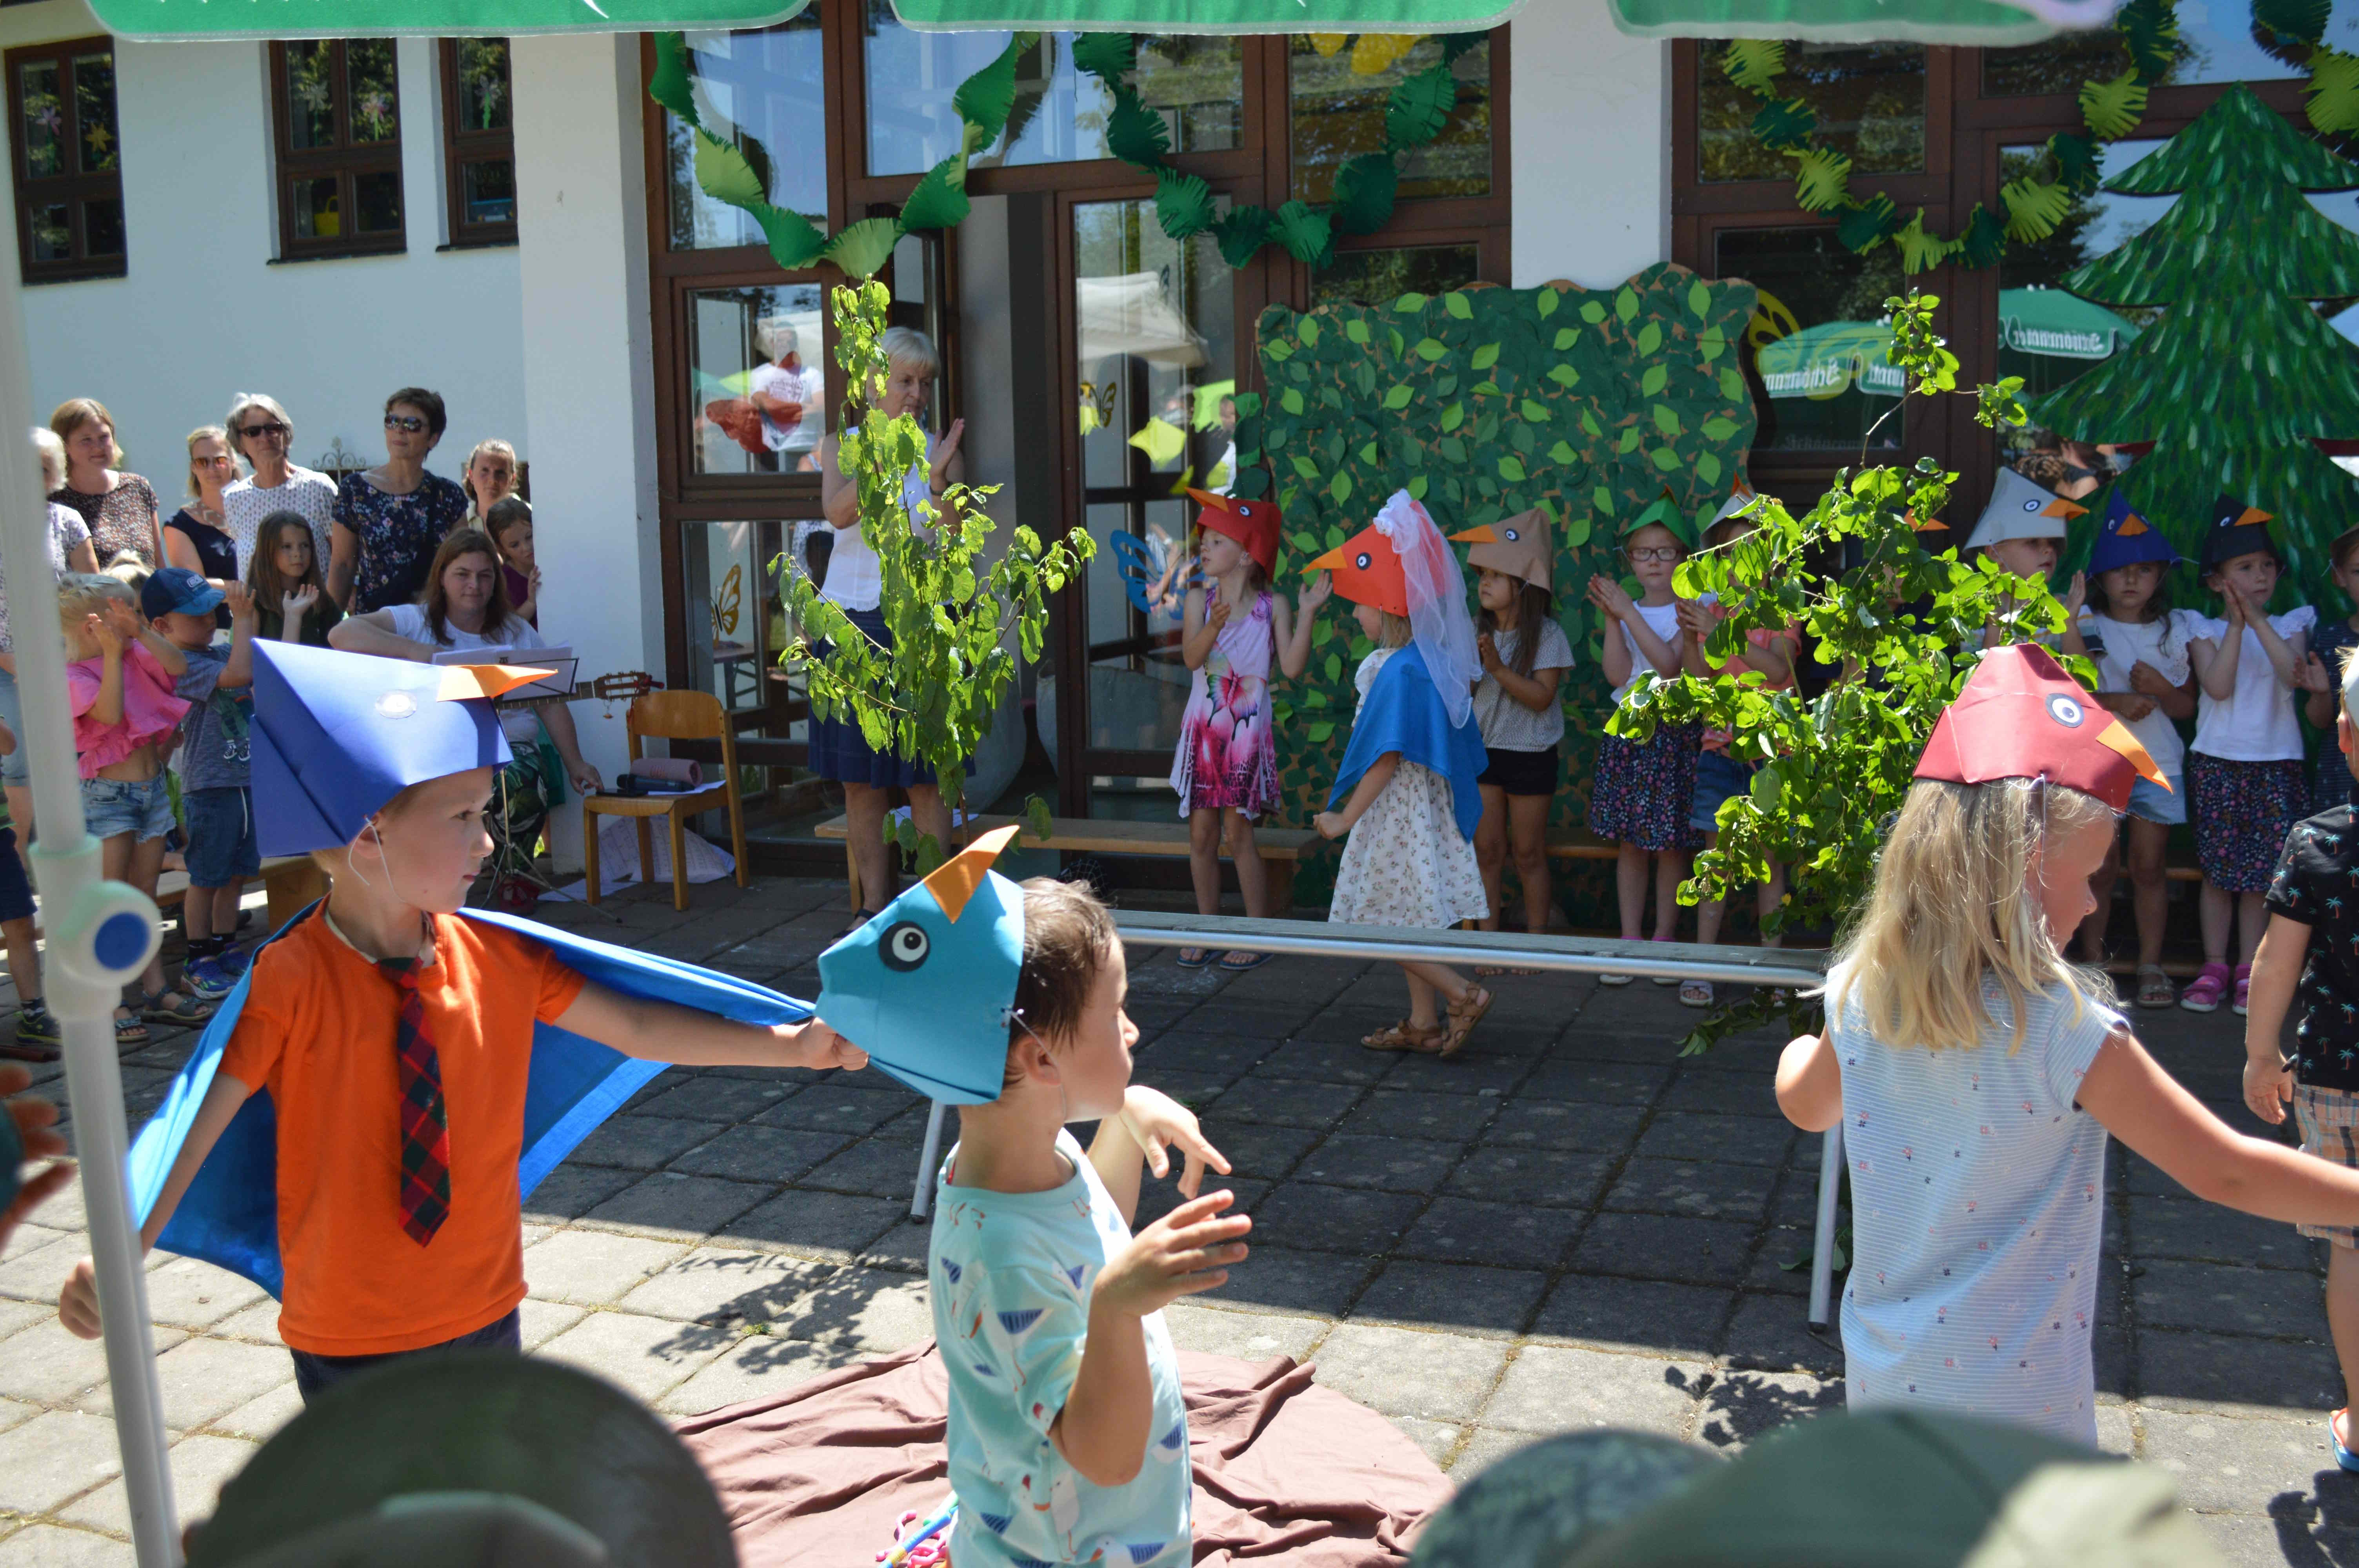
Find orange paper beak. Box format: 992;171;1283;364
437;664;558;703
1914;644;2166;812
920;824;1024;923
1307;526;1409;617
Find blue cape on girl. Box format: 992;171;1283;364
1328;644;1488;844
123;905;813;1298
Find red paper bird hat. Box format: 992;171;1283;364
1307;513;1412;615
1914;644;2167;813
1187;488;1283;575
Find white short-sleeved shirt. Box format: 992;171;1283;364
222;466;338;583
1472;618;1574;752
383;603;547;746
2188;604;2315;763
1609;600;1684;704
0;504;93;654
932;1130;1191;1568
1832;978;2123;1446
821;427;932;615
2077;607;2198;776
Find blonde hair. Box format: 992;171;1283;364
1825;777;2115;1054
57;571;133;622
103;552;151;597
185;425;237;498
49;398;122;469
463;438;518;505
31;427;64;492
1375;611;1412;648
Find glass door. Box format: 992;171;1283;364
1064;196;1237;820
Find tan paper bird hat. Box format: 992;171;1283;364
1450;506;1554;592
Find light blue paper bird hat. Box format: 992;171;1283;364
251;641;552;857
816;825;1025;1105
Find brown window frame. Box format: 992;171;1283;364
269;39;407;261
439;38;518;249
5;35;125;285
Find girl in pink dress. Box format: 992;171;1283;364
1173;490;1326;970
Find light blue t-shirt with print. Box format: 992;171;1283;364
931;1129;1190;1568
1831;977;2123;1446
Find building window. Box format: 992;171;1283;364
270;40;404;259
441;38;516;246
1290;34;1492;202
664;18;829;250
6;37;124;283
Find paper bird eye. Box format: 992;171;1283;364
1503;527;1521;541
881;921;931;971
2045;693;2085;728
2021;499;2040;512
1354;552;1372;569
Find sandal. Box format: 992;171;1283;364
2180;961;2230;1014
1178;947;1214;969
1218;950;1270;973
139;987;214;1026
1439;986;1494;1060
2334;1409;2359;1473
1679;980;1715;1009
2135;965;2176;1010
1597;970;1634;987
2233;962;2254;1017
113;1008;148;1045
1362;1019;1444;1053
840;909;879;940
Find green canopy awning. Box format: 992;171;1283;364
90;0;811;40
1997;286;2141;361
1609;0;2068;43
890;0;1525;28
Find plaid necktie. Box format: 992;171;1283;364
379;956;450;1245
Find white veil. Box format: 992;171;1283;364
1371;490;1481;729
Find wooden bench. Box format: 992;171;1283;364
152;855;327;930
815;813;1318;914
1545;828;2206;880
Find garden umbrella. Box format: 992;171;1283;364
1753;317;1908;400
887;0;2092;38
1998;285;2141;361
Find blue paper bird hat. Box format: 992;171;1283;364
251;641;554;857
816;825;1026;1105
2087;489;2182;578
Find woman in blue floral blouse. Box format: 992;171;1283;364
328;387;470;613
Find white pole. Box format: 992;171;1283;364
1808;1121;1844;1332
0;259;176;1557
910;1099;947;1221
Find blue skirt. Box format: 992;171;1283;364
806;605;938;790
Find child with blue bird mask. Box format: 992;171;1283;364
816;827;1243;1568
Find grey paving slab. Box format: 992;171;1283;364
1531;1276;1732;1359
1601;1158;1775;1224
2130;1194;2322;1272
1398;1197;1583;1270
1693;1366;1845;1450
139;1256;268;1332
1204;1122;1323;1181
0;1524;134;1567
725;1189;905;1264
753;1083;920;1135
534;1309;733;1405
634;1076;803;1123
583;1171;778;1240
0;1408;130;1514
2138;1406;2344;1516
1200;1247;1373;1318
1250;1183;1426;1255
1485;1099;1642;1152
616;1247;835;1326
0;1318;184;1408
1481;1344;1706;1438
205;1379;304;1444
521;1230;692;1307
1570;1212;1759;1289
2135;1257;2332;1340
1292;1133;1462;1192
1518;1060;1674;1105
1632;1111;1794;1169
667;1124;851;1183
564;1114;729;1172
1355;1262;1548;1338
1310;1323;1510;1421
657;1333;867;1417
1160;1303;1328;1363
521;1162;643;1222
1207;1078;1366;1129
1339;1089;1498;1143
2139;1328;2348;1417
1440;1146;1616;1208
60;1433;257;1537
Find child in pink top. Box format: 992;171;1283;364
57;573;208;1035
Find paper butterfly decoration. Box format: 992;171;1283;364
816;824;1026;1104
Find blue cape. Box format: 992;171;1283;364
125;904;813;1298
1327;643;1488;844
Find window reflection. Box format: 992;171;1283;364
1314;244;1480;308
1985;7;2359;92
1291;34;1490;202
864;8;1239;177
1717;226;1905;453
1696;42;1924;183
665;19;827;251
690;284;829;477
682;518;809;730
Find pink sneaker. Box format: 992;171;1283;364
2233;962;2253;1016
2180;961;2230;1014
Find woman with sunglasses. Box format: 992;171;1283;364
221;392;338;583
163;426;242;628
329;388;470;613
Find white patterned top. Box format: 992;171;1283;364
221;466;338;585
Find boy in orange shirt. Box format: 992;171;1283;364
60;643;865;1398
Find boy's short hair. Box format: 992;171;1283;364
1006;877;1117;1062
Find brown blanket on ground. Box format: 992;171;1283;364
674;1341;1453;1568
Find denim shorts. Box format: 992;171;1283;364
2127;770;2187;827
1690;749;1756;834
0;668;27;787
183;786;259;887
82;773;174;844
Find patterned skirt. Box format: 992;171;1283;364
2188;752;2307;893
1329;760;1489;930
1589;723;1702;853
1172;671;1280;818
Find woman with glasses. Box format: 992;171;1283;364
221;392;338;581
163;427;242;629
329;387;470;613
47;397;163;569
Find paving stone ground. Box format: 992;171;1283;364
1;873;2355;1563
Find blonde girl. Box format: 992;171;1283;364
461;437;520;527
162;425;242;617
1779;648;2359;1445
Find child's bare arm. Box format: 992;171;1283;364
1052;1191;1249;1486
1776;1032;1841;1132
2081;1027;2359;1225
218;584;256;690
1271;593;1309;681
2242;915;2308;1125
1314;752;1398;839
1087;1087;1229;1226
2245;612;2305;690
90;634;125;727
58;1071;252;1339
555;978;869;1073
1490;661;1563;716
1179;587;1223;672
138;626;187;677
2190;632;2238;700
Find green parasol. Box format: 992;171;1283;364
1998;285;2141;361
1753;318;1908;401
87;0;811;40
1608;0;2068;40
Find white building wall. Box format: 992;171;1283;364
2;0;526;489
1509;0;1674;291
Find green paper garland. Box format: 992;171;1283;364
1721;0;2359;272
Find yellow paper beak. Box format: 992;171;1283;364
437;664;557;703
1449;524;1500;545
921;823;1024;923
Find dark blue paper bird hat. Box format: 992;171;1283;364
251;641;554;857
816;825;1026;1105
2087;488;2182;577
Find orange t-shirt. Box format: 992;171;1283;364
219;909;588;1356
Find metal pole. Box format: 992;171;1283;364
1808;1121;1844;1332
910;1100;947;1221
0;257;176;1560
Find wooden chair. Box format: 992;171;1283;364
581;690;750;911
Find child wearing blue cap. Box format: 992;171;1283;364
2072;492;2199;1008
814;829;1244;1568
142;565;258;1000
58;642;867;1400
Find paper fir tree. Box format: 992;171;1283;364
2030;84;2359;608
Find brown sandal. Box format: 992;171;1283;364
1362;1019;1445;1053
1439;986;1496;1060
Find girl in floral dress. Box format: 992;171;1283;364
1172;490;1325;971
1311;492;1493;1059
